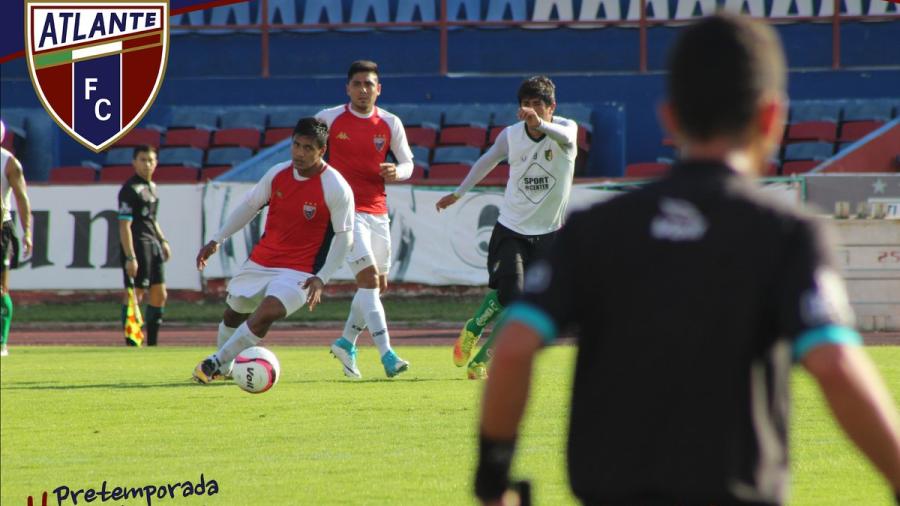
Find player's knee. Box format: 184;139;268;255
222;307;247;327
355;266;378;289
496;275;523;306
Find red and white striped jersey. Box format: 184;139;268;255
316;104;413;215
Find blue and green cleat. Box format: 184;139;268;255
381;350;409;378
330;337;362;379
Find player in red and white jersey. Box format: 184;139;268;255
315;60;414;379
192;118;354;384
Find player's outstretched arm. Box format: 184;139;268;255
803;343;900;494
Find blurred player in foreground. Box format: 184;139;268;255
475;14;900;506
316;60;414;379
436;76;577;379
118;145;170;346
192;118;354;383
0;119;33;357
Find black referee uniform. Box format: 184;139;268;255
505;160;858;505
117;174;165;289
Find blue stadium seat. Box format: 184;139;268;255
783;142;834;162
411;145;431;168
220;109;268;130
444;107;492;128
485;0;527;22
402;106;443;130
104;147;134;166
269;106;326;128
842;101;895;122
0;109;29;139
159;147;205;168
433;146;482;164
791;102;841;123
169;108;219;130
555;103;593;131
490;107;519;126
206;147;255;166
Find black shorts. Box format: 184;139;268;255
486;222;556;289
1;220;19;273
122;239;165;289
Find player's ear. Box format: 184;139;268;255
658;101;680;145
755;94;787;147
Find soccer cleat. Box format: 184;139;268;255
0;345;8;357
453;319;481;367
330;337;362;379
381;350;409;378
192;356;223;384
467;362;488;380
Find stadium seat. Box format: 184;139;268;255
406;126;438;148
433;146;482;165
407;166;427;182
219;109;268;131
785;121;837;143
783;142;833;162
625;162;670;178
104;147;134;166
158;147;205;168
555;103;593;132
268;107;323;128
488;126;505;144
164;128;211;149
839;120;885;142
48;166;97;183
206;146;254;166
444;108;492;128
429;164;473;182
116;128;161;147
490;108;519;127
781;160;819;175
154;166;200;183
842;101;894;122
576;125;591;152
411;145;431;169
485;0;528;22
201;166;232;181
99;165;135;183
481;163;510;185
790;102;840;123
439;126;488;148
263;128;293;146
213;128;261;149
169;108;218;130
402;106;443;130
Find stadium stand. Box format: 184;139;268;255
206;146;255;166
116;128;161;148
263;128;293;146
439;126;488;148
169;108;219;130
159;147;205;168
433;146;481;165
839;120;884;142
104;147;134;166
48;166;97;183
201;166;233;181
212;128;262;150
444;108;492;128
411;145;431;170
625;162;670;178
154;166;200;183
785;121;838;143
99;165;135;183
220;109;268;130
406;126;438;148
783;141;834;162
164;128;212;149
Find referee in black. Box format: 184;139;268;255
475;14;900;506
118;144;170;346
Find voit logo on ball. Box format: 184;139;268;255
25;0;169;152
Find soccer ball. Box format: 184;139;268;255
232;346;280;394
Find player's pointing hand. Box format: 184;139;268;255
196;240;219;271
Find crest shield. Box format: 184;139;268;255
303;203;317;220
25;0;169;152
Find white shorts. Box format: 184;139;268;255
225;260;310;316
347;212;391;275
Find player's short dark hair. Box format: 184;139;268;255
347;60;379;81
132;144;157;159
517;76;556;106
293;117;329;148
667;13;786;141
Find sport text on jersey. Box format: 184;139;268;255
26;1;170;153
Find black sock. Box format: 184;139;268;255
145;306;164;346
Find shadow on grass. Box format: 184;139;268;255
2;376;468;391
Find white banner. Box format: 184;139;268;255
9;184;203;290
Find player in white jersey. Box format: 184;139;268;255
0;119;33;357
436;76;577;379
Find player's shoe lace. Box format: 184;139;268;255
381;350;409;378
453;319;481;367
192;356;223;384
330;338;362;379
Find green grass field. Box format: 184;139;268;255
2;346;898;505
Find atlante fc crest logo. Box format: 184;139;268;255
25;0;169;152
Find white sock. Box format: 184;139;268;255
356;288;391;356
215;322;261;365
342;296;367;346
217;321;237;375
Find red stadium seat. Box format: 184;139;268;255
406;127;438;148
164;128;211;149
201;166;231;181
838;120;884;142
488;126;505;144
625;162;670;178
0;133;14;153
116;128;161;148
785;121;837;143
662;136;675;147
577;125;591;152
390;166;426;183
480;163;510;185
154;166;200;183
263;128;292;146
781;160;818;175
213;128;261;150
99;165;135;183
48;166;97;183
438;126;487;148
428;164;472;183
